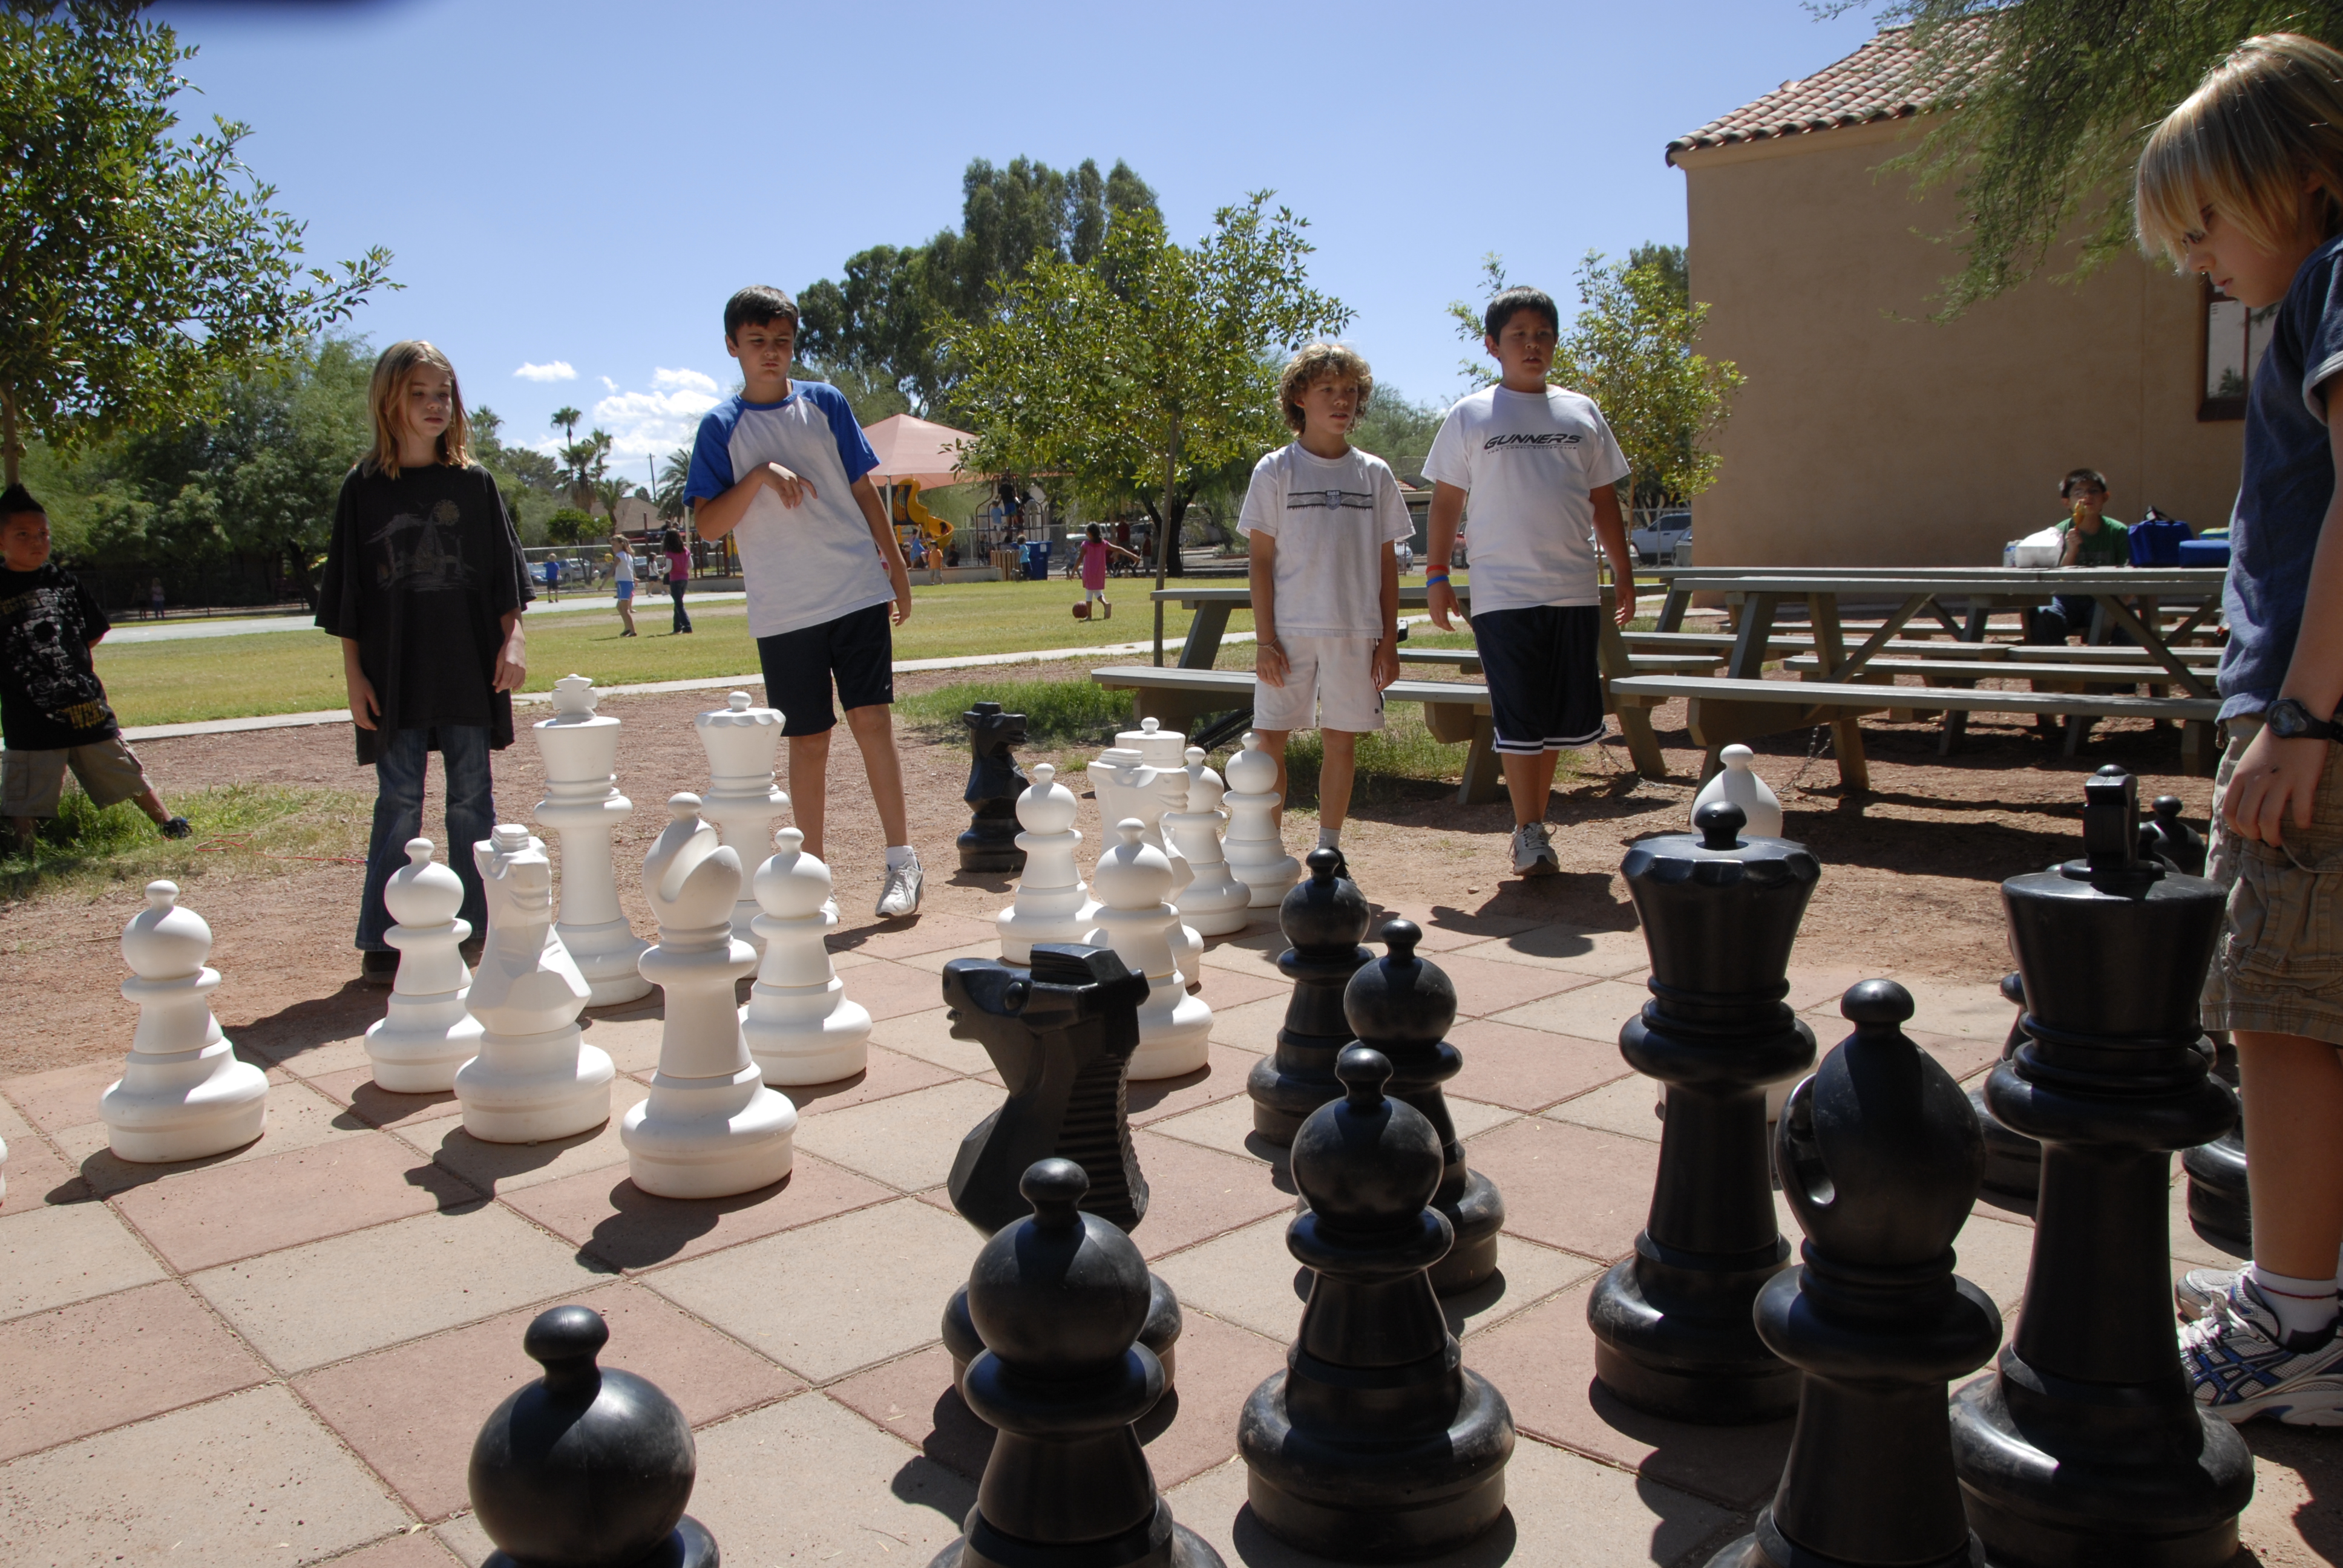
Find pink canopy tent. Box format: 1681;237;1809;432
861;413;981;489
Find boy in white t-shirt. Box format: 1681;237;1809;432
1240;343;1412;867
1424;286;1636;877
686;285;923;918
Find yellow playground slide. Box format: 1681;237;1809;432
892;479;954;554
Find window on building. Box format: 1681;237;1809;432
2201;281;2276;421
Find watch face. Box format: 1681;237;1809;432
2270;701;2308;738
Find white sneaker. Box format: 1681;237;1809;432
1511;823;1559;877
2181;1271;2343;1424
876;855;923;919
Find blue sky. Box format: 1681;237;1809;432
153;0;1885;477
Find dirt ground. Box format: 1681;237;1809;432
0;659;2210;1079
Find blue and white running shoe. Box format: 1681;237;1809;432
2181;1271;2343;1425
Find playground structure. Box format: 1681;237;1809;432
888;477;956;563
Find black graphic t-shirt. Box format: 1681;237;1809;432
315;462;531;764
0;563;117;749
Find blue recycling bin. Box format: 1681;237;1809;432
2177;537;2230;568
1023;541;1050;580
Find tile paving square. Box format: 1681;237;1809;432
1542;1073;1665;1143
1129;1129;1295;1258
2;1199;168;1321
837;956;958;1021
1127;1042;1262;1126
57;1075;375;1198
785;1044;960;1116
1429;950;1604;1016
0;1093;87;1210
1447;1018;1634;1112
1144;1093;1296;1174
1204;993;1289;1054
1486;979;1657;1042
869;1004;991;1075
0;1279;267;1463
790;1077;1009;1192
390;1080;648;1195
1469;1117;1658;1262
502;1151;893;1273
1449;922;1653;978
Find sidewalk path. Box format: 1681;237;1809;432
103;592;756;644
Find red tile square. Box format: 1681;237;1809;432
1466;1279;1792;1509
3;1060;122;1137
0;1279;267;1462
827;1345;992;1481
0;1128;91;1211
1130;1131;1293;1259
1431;952;1598;1018
309;1069;462;1129
790;1047;960;1117
500;1151;895;1272
1448;1019;1633;1112
1469;1117;1657;1262
313;1534;467;1568
114;1132;480;1271
1191;964;1287;1010
1129;1045;1260;1127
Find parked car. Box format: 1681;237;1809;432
1632;511;1692;565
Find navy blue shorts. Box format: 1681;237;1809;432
756;601;894;736
1472;604;1605;754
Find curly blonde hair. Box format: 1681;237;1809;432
1277;342;1373;434
2137;33;2343;267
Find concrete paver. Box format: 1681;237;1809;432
389;1080;646;1195
500;1152;893;1273
790;1077;1009;1192
1486;979;1657;1042
1;1199;168;1320
115;1131;476;1270
0;1279;268;1462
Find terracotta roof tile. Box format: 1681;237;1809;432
1666;16;1994;163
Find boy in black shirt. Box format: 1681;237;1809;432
315;341;530;982
1;486;190;851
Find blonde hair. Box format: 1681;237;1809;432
1277;342;1373;434
2137;33;2343;267
364;340;472;477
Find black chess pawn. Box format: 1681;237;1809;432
958;701;1029;873
1970;970;2041;1217
1706;981;2002;1568
2143;792;2209;878
469;1305;716;1568
2183;1033;2250;1258
1239;1047;1515;1560
939;944;1181;1391
1247;848;1374;1145
1588;800;1818;1424
1949;765;2251;1568
1343;918;1505;1295
930;1158;1224;1568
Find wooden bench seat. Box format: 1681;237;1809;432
1627;630;2221;665
1777;656;2195;683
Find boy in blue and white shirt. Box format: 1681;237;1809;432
686;286;922;918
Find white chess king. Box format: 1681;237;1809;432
1222;731;1300;907
1087;819;1212;1081
1088;742;1202;984
533;674;651;1005
1691;743;1784;840
364;838;485;1093
100;881;268;1162
451;826;615;1143
695;691;789;951
742;828;872;1086
623;794;797;1198
995;762;1096;963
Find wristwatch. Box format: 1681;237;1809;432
2264;697;2343;742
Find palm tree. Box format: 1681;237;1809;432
550;405;582;445
562;428;613;511
655;447;692;520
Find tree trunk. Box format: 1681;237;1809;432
1;385;19;487
1152;423;1180;667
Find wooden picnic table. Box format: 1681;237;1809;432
1645;567;2226;786
1153;584;1472;668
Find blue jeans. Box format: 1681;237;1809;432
670;578;692;632
357;725;495;952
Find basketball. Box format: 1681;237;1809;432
1072;601;1090;619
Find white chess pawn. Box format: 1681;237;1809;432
534;674;650;1005
996;763;1098;963
1693;743;1784;839
451;826;615;1143
1117;716;1190;770
364;838;485;1093
1165;746;1250;936
1222;731;1301;907
695;691;789;952
742;828;872;1086
1086;820;1211;1081
100;881;269;1161
623;794;796;1198
1088;744;1202;982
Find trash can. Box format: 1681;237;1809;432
1024;541;1050;580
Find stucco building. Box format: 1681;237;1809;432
1671;24;2255;566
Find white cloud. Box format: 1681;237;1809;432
513;361;577;382
653;367;720;395
589;371;726;464
600;375;619;393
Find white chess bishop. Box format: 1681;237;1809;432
1222;731;1300;907
1089;743;1203;984
623;794;797;1198
742;828;871;1086
100;881;268;1162
1164;746;1249;936
695;691;789;951
1086;820;1212;1080
451;826;615;1143
533;674;650;1005
995;763;1097;963
1692;743;1784;840
364;838;485;1093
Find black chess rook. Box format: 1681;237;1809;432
1971;970;2041;1218
1247;848;1374;1145
958;701;1029;873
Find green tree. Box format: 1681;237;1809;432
545;507;598;546
0;4;392;485
947;194;1351;662
1348;384;1446;486
655;448;692;521
559;428;612;511
1833;2;2343;312
549;405;582;445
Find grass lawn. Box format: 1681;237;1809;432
1;783;372;905
94;578;1256;727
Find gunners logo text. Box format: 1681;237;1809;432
1482;433;1581;450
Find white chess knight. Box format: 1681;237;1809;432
995;763;1098;963
1693;744;1784;839
451;826;615;1143
695;691;789;951
1164;746;1249;936
1086;820;1212;1081
742;828;871;1086
623;794;796;1198
364;838;486;1093
100;881;269;1162
534;674;650;1005
1221;731;1301;907
1089;743;1203;983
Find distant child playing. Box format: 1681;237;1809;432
611;531;638;636
685;286;924;919
1424;286;1636;877
2141;32;2343;1423
1240;344;1409;863
661;528;692;634
1;488;191;852
315;341;531;983
1078;523;1138;618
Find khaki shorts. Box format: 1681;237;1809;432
2203;715;2343;1045
1254;635;1386;734
1;736;152;817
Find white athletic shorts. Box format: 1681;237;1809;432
1254;635;1384;733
